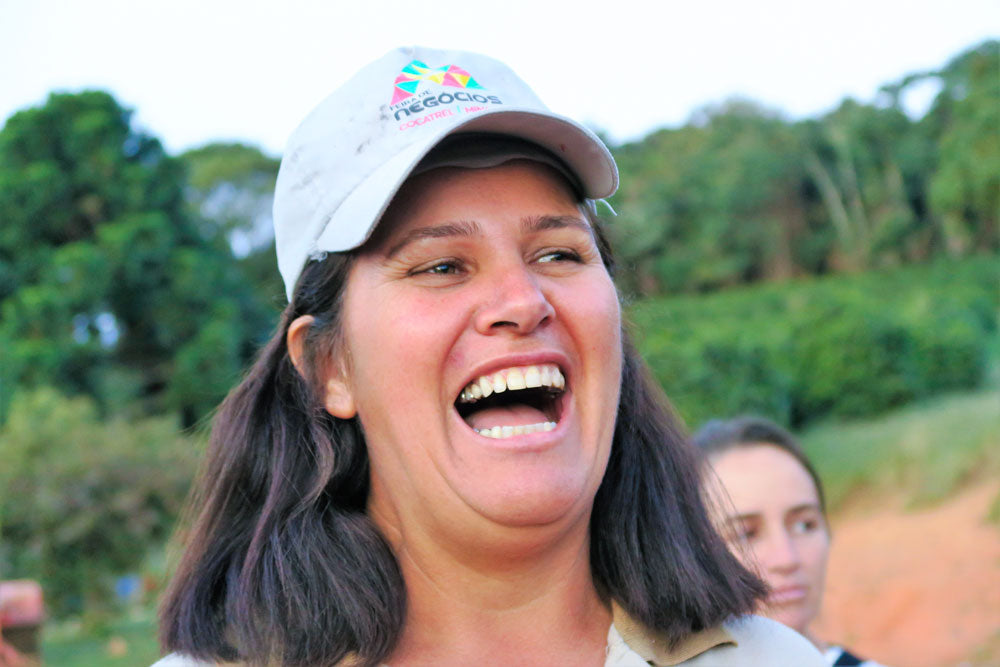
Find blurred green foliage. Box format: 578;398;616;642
928;42;1000;254
0;387;201;617
181;142;284;313
801;389;1000;511
0;91;279;621
42;611;163;667
0;91;276;426
629;256;999;429
608;40;998;296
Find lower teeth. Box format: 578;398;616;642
476;422;557;439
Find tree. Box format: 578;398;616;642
609;100;812;295
180;142;285;314
0;91;270;424
926;40;1000;254
604;41;997;297
800;100;920;270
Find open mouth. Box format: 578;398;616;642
455;364;566;439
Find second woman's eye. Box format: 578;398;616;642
791;517;821;535
732;520;759;543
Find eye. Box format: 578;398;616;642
536;249;583;264
791;517;822;535
411;259;464;277
731;520;759;543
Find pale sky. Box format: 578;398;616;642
3;0;998;156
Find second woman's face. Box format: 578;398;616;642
328;161;623;543
708;444;831;636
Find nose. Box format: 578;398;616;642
473;261;554;335
760;530;802;574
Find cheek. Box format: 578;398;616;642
345;287;459;377
804;533;831;577
566;275;622;353
338;293;425;429
589;276;621;326
594;288;624;398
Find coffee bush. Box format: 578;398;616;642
629;256;998;428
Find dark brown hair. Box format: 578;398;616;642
691;416;827;515
160;212;765;666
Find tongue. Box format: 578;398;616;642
465;404;550;430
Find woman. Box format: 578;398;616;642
155;47;823;666
693;416;888;667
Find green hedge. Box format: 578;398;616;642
628;255;999;428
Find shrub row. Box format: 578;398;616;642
0;387;202;617
628;255;999;429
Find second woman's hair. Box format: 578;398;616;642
691;416;827;515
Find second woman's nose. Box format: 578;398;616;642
761;530;803;574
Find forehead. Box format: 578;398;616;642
367;160;585;247
709;444;821;515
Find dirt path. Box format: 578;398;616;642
813;481;1000;667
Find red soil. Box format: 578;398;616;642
814;481;1000;667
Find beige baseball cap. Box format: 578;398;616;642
273;46;619;300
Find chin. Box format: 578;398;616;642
767;605;813;637
464;471;598;529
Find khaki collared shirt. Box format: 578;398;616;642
610;602;732;664
608;604;825;666
153;608;824;666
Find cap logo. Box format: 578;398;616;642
389;59;504;130
391;60;484;104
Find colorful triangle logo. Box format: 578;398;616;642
391;60;487;104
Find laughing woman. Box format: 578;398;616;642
155;48;823;667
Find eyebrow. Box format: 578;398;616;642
522;214;593;236
785;503;823;516
384;214;592;258
384;220;483;258
725;503;822;525
726;513;761;526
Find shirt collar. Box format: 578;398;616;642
326;602;735;667
611;602;735;666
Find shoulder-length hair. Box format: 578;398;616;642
691;415;827;516
159;212;765;667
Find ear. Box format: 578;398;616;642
287;315;357;419
322;374;357;420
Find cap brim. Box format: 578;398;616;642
313;108;617;254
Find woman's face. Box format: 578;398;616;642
707;444;830;635
326;161;622;544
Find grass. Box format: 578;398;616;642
987;488;1000;525
801;388;1000;512
41;610;161;667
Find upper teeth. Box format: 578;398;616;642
458;364;565;404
